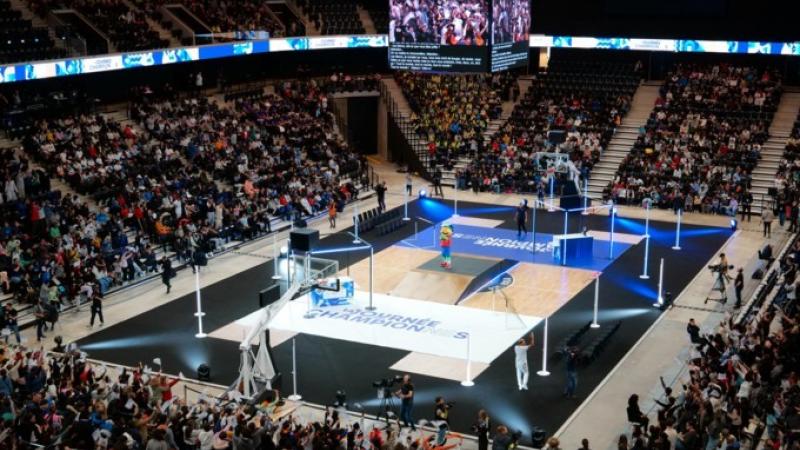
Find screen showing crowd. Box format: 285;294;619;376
489;0;530;71
389;0;491;72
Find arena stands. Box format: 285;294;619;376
395;71;513;176
774;113;800;217
362;0;388;33
608;64;782;213
296;0;366;35
467;60;637;193
0;0;65;64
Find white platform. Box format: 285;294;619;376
223;291;542;364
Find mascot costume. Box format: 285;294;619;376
439;220;454;269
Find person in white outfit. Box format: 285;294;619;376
514;331;534;390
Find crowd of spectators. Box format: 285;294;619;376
176;0;285;38
465;61;636;194
622;236;800;450
395;71;513;173
772;113;800;227
608;64;782;214
12;78;367;311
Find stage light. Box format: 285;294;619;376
419;189;428;198
280;245;288;256
197;363;211;381
730;219;737;231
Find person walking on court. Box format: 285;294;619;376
89;292;104;328
514;331;534;390
376;181;387;212
328;201;337;229
762;207;774;237
515;200;529;239
161;257;173;294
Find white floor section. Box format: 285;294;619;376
226;290;542;364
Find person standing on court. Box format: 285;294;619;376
474;410;491;450
90;291;104;328
734;268;744;309
376;181;387;212
433;168;444;197
396;374;416;430
514;331;534;390
405;172;413;196
761;207;774;237
161;257;173;294
328;201;337;229
564;347;578;398
515;200;529;239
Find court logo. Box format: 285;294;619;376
453;233;553;253
479;273;514;292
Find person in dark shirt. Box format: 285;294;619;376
686;318;706;346
492;425;512;450
515;201;529;239
90;292;104;328
626;394;649;430
395;374;415;431
375;181;387;212
564;347;578;398
2;303;20;344
734;268;744;308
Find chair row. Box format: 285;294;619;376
354;207;403;233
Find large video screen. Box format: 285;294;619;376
389;0;490;72
490;0;530;71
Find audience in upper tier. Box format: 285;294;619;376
608;64;782;214
395;71;514;173
27;0;168;52
622;235;800;450
466;60;637;193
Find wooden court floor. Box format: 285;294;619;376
341;245;597;318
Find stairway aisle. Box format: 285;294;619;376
750;89;800;214
586;82;662;199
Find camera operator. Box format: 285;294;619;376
434;396;452;425
395;374;416;431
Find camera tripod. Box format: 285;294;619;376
376;388;398;424
705;271;730;305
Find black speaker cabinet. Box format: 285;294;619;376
290;228;319;252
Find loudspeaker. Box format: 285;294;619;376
259;284;281;307
197;364;210;381
290;228;319;252
294;218;308;228
531;427;547;448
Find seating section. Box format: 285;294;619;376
468;60;637;193
296;0;365;35
774;112;800;203
10;79;369;314
28;0;167;52
175;0;285;37
362;0;388;33
395;71;513;172
0;0;65;64
609;64;782;213
355;206;406;235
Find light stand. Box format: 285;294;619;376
672;209;682;250
537;317;550;376
640;201;651;279
403;183;410;221
609;204;616;259
287;338;302;401
654;258;665;308
460;332;474;386
194;270;207;338
591;273;600;328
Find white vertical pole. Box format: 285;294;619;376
366;246;376;311
591;274;600;328
194;270;207;338
287;338;302;401
609;204;616;259
403;184;410;221
548;176;555;212
640;202;651;279
537;317;550;376
460;333;474;386
353;201;361;244
655;258;665;307
531;203;536;252
271;232;281;280
561;211;569;266
453;185;460;217
672;209;682;250
582;179;589;215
